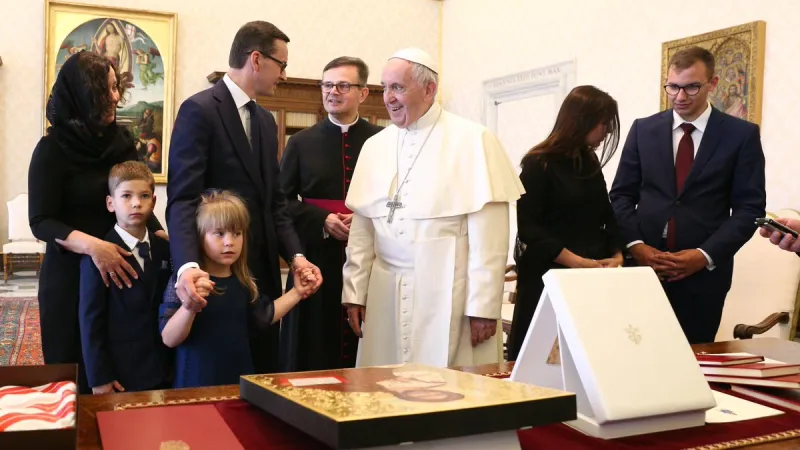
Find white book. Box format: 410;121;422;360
512;267;717;439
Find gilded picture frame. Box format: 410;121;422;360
660;21;766;126
44;0;177;183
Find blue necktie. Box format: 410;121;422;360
137;241;151;272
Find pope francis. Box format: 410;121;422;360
342;48;524;368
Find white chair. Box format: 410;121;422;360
3;193;46;283
717;209;800;341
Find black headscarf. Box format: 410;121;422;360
45;50;134;165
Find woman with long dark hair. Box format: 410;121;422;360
507;85;622;361
28;51;164;392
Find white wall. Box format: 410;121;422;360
0;0;440;238
441;0;800;212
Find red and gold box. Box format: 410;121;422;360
241;363;576;449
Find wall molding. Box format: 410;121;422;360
482;60;577;133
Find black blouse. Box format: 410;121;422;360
28;134;161;247
516;153;621;271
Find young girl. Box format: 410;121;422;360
160;190;316;388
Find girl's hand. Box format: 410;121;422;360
193;276;215;298
295;269;318;298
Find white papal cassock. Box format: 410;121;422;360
342;103;525;368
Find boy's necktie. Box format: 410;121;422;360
137;241;151;272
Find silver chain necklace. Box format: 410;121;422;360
386;109;443;223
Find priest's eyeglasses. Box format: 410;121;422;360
320;82;365;93
663;82;707;96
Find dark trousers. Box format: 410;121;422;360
250;324;281;374
654;239;729;345
250;253;282;374
38;252;91;394
661;279;726;344
507;275;545;362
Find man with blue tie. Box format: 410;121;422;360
610;46;766;344
167;21;322;373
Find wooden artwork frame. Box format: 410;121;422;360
660;21;766;126
44;0;178;183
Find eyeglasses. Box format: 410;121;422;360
320;81;365;94
663;82;708;96
246;50;287;72
382;84;407;95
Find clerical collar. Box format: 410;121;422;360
328;114;360;133
405;102;442;131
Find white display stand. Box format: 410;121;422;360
511;267;716;439
367;430;520;449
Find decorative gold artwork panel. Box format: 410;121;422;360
45;1;177;183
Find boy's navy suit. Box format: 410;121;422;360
79;228;172;391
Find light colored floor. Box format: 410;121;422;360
0;271;39;298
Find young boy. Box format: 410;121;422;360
79;161;173;393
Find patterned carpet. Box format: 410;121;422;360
0;297;44;366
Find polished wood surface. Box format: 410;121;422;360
77;338;800;449
734;313;792;339
78;385;239;450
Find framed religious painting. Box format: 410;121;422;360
44;0;177;183
660;21;766;126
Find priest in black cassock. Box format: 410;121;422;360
279;57;383;371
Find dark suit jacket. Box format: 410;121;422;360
166;81;302;298
609;107;766;290
78;229;172;391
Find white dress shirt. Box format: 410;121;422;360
627;102;715;269
115;224;150;272
223;73;256;145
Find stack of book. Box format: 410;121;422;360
698;353;800;412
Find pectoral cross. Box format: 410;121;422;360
386;194;405;224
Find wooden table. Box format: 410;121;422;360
76;338;800;449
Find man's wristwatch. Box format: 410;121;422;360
288;253;305;266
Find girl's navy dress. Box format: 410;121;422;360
160;274;274;388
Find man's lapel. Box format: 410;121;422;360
653;111;677;196
255;108;275;186
213;82;266;195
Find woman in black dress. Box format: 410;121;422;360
28;51;164;392
507;85;623;361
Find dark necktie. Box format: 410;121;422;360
137;241;151;272
666;122;696;250
244;101;263;167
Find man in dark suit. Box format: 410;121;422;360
610;46;766;344
166;21;322;373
